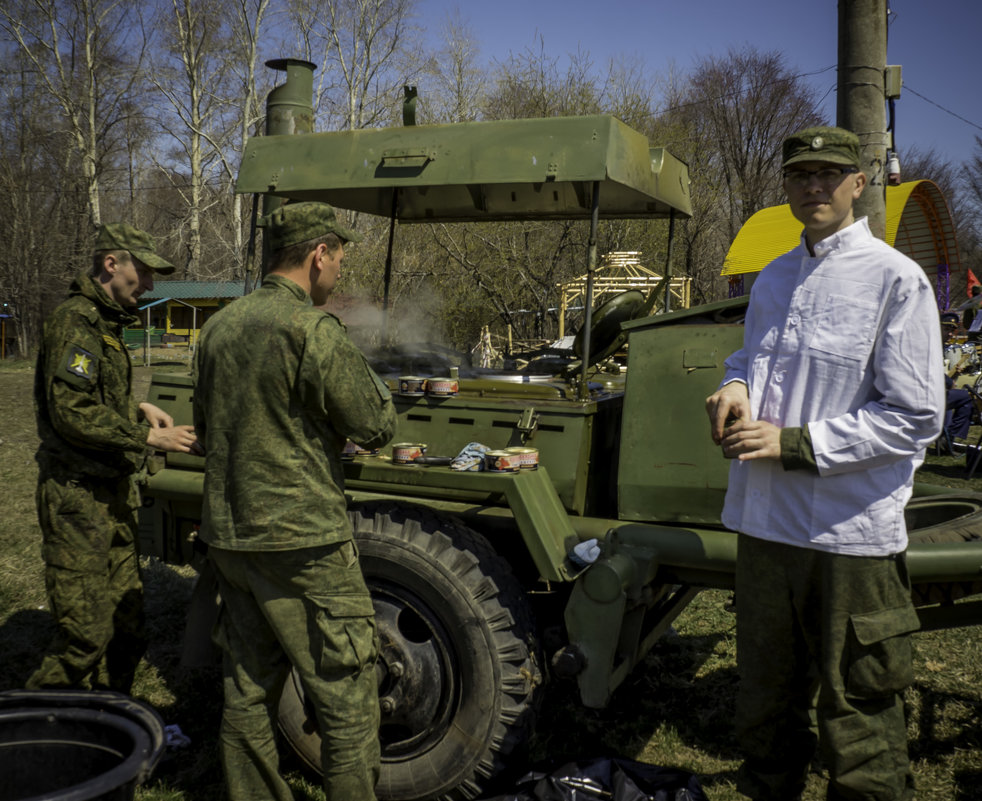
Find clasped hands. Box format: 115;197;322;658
705;381;781;462
140;402;204;455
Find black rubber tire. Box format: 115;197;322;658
277;501;542;801
906;492;982;605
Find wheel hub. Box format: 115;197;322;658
371;583;457;758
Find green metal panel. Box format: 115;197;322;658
236;115;692;222
144;372;202;472
618;321;745;524
342;460;577;582
141;369;620;516
382;381;622;516
141;442;579;582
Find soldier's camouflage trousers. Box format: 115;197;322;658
734;533;920;801
210;539;381;801
27;472;146;693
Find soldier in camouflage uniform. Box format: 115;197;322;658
706;128;944;800
30;223;201;693
193;202;396;801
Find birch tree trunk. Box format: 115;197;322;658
0;0;146;232
150;0;235;278
229;0;272;271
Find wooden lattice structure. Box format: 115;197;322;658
556;251;692;338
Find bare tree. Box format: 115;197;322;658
596;54;658;133
650;68;733;305
148;0;240;278
421;11;485;124
0;0;148;230
659;48;825;301
432;221;585;339
675;48;824;242
0;0;151;354
0;54;85;355
964;136;982;241
484;38;601;120
901;145;968;226
288;0;420;131
957;136;982;292
227;0;273;269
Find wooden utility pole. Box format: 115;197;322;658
837;0;889;240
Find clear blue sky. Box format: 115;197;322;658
415;0;981;168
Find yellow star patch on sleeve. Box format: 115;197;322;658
66;346;94;379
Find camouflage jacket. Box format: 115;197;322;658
193;274;396;551
34;273;150;478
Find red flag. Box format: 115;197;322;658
969;269;981;297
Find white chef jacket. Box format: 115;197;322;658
721;217;944;556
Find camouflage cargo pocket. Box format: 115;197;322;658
311;593;379;676
846;603;921;699
39;479;111;570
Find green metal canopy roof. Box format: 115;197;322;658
235;115;693;223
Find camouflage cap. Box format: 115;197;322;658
261;201;362;252
95;223;175;275
782;126;861;169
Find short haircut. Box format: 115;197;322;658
90;249;131;277
270;232;343;271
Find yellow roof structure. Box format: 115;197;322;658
721;180;961;277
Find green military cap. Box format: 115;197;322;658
782;126;861;169
262;201;362;252
95;223;175;275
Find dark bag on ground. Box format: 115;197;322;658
479;756;708;801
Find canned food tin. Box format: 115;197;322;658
504;446;539;469
485;450;522;473
426;377;459;396
392;442;427;464
343;440;379;459
398;376;426;396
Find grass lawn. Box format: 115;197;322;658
1;358;981;800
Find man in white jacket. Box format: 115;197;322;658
706;126;944;801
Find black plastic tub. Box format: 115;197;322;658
0;689;165;801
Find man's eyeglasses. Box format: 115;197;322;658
783;166;859;186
